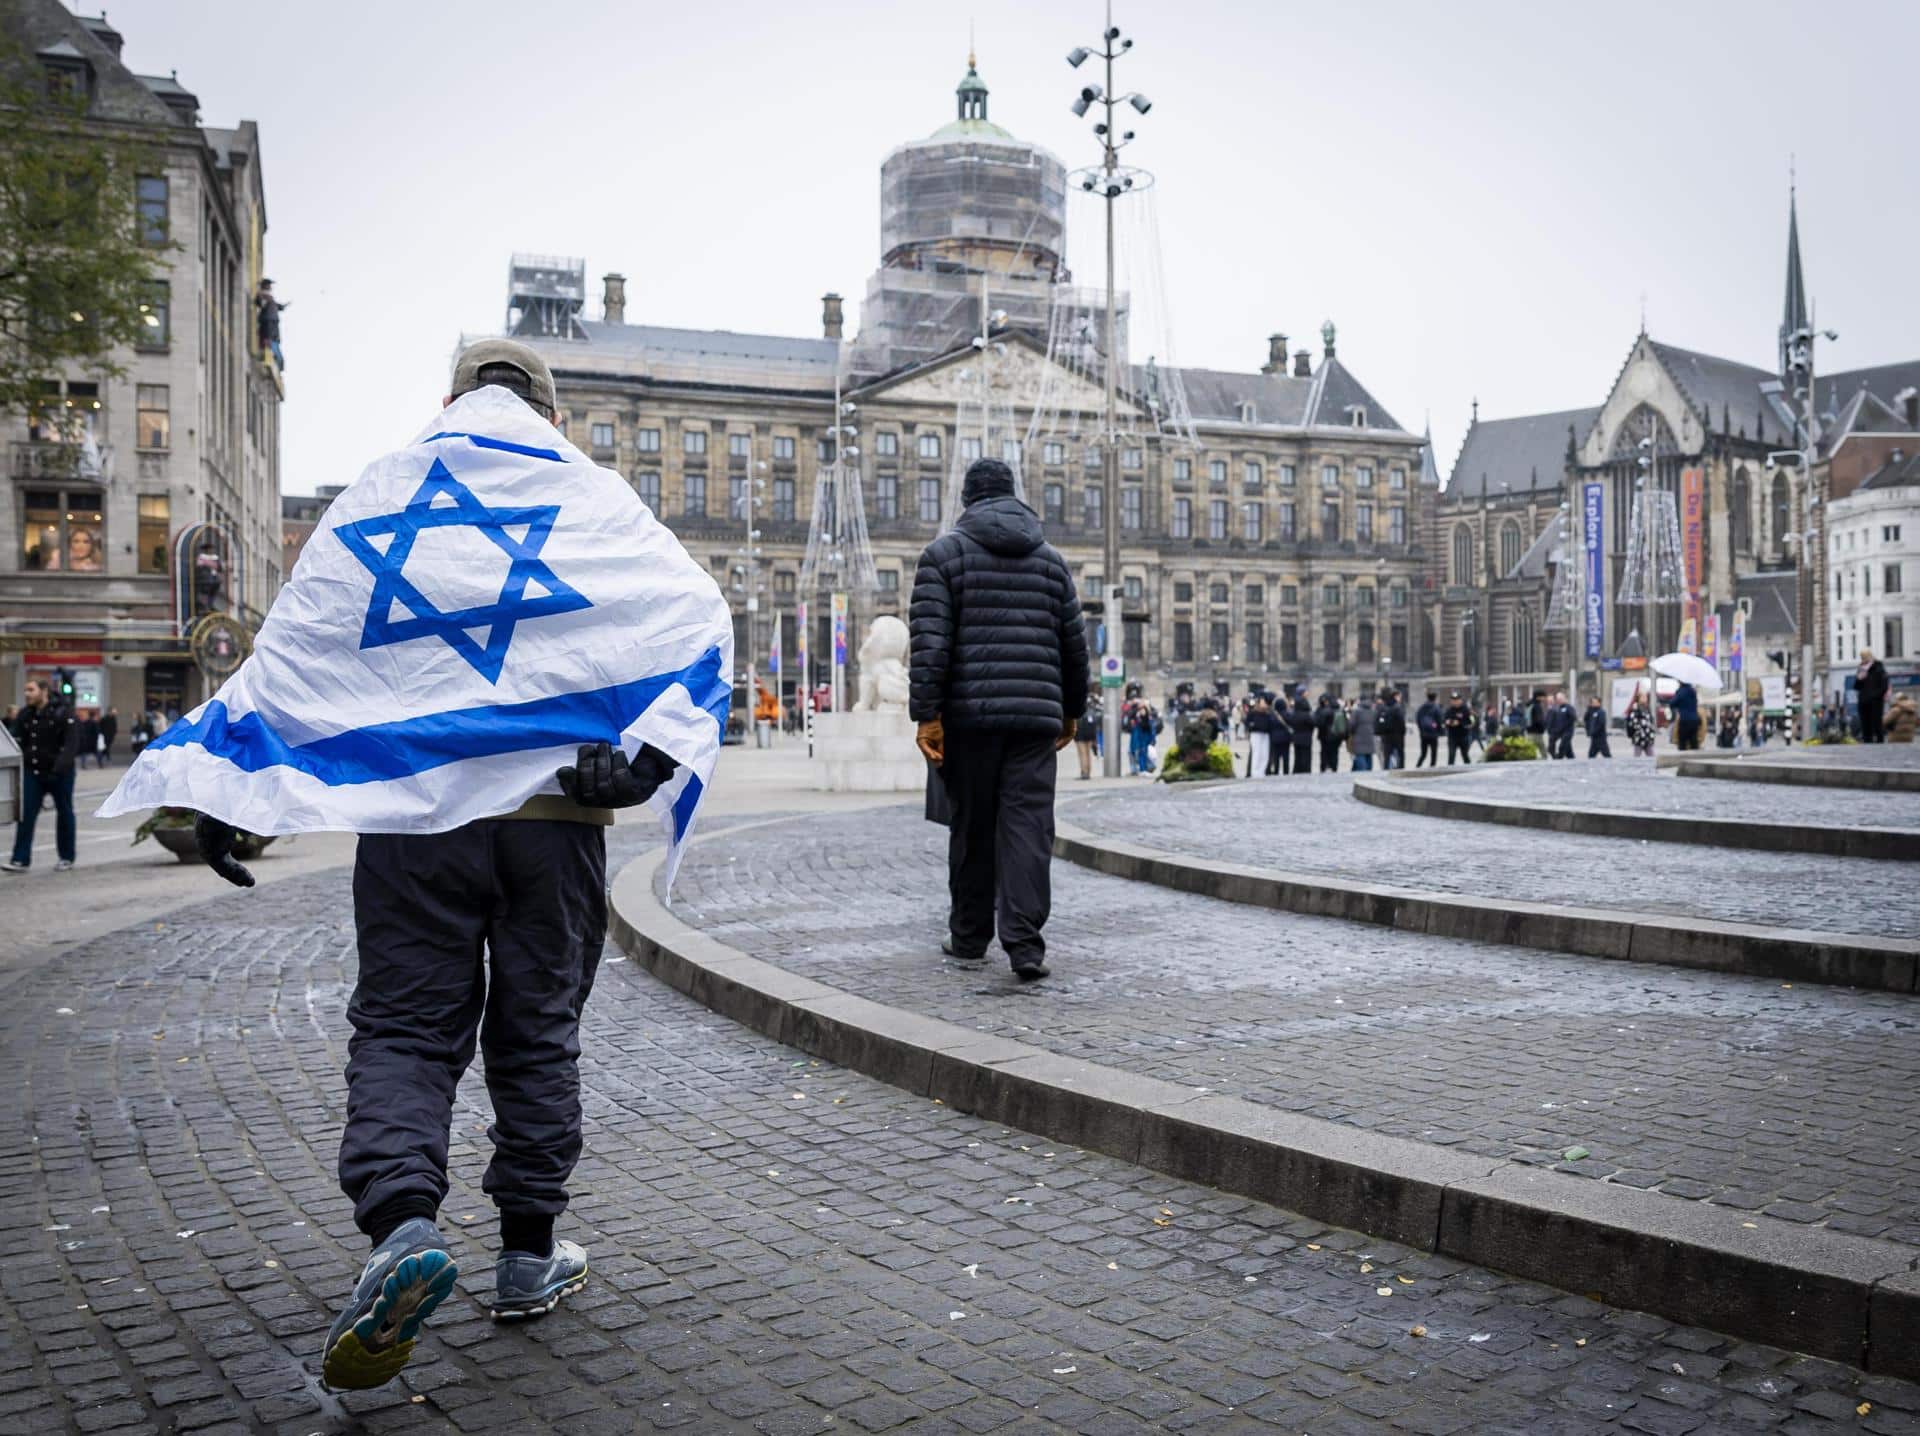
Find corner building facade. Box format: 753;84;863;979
481;62;1434;706
0;3;283;717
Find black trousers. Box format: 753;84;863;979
1293;742;1313;776
941;730;1056;966
1318;740;1340;772
1446;733;1470;764
340;819;607;1238
1417;734;1439;767
1266;737;1285;775
1587;733;1612;758
1861;700;1886;742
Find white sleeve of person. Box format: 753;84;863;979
98;385;733;895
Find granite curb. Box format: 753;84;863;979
609;839;1920;1377
1050;819;1919;993
1352;769;1920;861
1676;755;1920;792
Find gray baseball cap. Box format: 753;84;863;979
450;338;557;414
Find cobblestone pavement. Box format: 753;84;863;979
670;806;1920;1249
1064;774;1920;938
1425;760;1920;830
12;834;1920;1431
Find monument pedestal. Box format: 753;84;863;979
812;711;924;792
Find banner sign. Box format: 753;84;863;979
1681;466;1705;627
831;592;848;667
1702;613;1719;666
795;600;808;691
1730;607;1745;675
1678;617;1697;655
1582;482;1605;658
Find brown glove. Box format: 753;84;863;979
916;717;945;767
1054;715;1077;752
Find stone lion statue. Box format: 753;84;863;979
857;614;912;712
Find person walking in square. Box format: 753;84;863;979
3;679;78;874
183;341;702;1390
98;707;118;767
1374;689;1407;771
1857;649;1889;742
1583;695;1612;759
1414;690;1442;768
1443;691;1473;765
1349;694;1378;772
912;458;1088;982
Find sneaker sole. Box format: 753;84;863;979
491;1265;589;1322
322;1248;458;1391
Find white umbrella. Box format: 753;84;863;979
1652;651;1722;691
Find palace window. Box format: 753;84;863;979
1452;525;1474;583
1357;465;1374;489
918;477;941;523
683;472;706;516
1242;502;1263;543
1278;501;1296;540
1321;500;1340;542
1123;446;1142;471
1247;583;1264;607
637;427;661;453
1389;505;1406;544
875;431;899;457
960;436;984;462
1500;519;1523;574
1174;622;1193;661
1171;497;1192;538
636;471;661;511
1209;459;1228;485
591;422;615;451
1321;463;1340;488
1322;582;1342;607
1173;457;1192;483
771;435;795;460
1356;503;1373;543
1121;486;1142;531
1278;463;1296;487
1174;581;1193;603
1210;582;1229;604
875;474;898;520
1281;623;1299;662
683;429;708;456
1358;622;1375;664
1043;441;1065;465
1044;483;1065;525
1084;485;1103;530
1244;459;1263;488
1322;622;1341;662
1209;500;1228;540
919;433;942;460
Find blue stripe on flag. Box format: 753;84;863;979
148;646;729;787
671;772;704;841
419;431;565;463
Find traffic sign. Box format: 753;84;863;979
1100;654;1124;689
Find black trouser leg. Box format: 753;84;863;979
1447;735;1468;764
941;733;1003;959
1319;741;1339;772
1268;740;1285;775
481;821;606;1222
992;735;1056;967
341;829;490;1238
1418;735;1437;767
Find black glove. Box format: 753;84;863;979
193;813;256;889
556;741;677;809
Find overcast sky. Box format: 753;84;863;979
111;0;1920;496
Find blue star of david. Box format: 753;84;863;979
333;458;592;683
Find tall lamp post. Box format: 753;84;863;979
1068;9;1153;778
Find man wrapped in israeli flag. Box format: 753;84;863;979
101;342;731;1390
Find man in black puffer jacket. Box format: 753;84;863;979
910;459;1088;981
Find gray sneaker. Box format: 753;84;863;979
492;1239;589;1321
320;1217;458;1391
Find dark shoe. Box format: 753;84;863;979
942;935;985;961
493;1240;589;1321
1012;957;1050;982
321;1217;458;1391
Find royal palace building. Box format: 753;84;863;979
0;1;283;718
477;59;1436;710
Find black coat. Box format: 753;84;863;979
1290;703;1315;749
1583;705;1609;739
1859;661;1890;705
13;701;75;779
1415;700;1443;736
1374;702;1407;741
1547;703;1577;738
909;494;1090;736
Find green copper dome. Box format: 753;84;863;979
928;53;1013;141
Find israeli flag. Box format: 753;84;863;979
100;386;733;890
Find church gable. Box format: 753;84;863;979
1579;335;1713;465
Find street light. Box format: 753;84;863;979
1066;3;1155;778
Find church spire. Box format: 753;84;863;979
1779;169;1808;379
956;43;988;124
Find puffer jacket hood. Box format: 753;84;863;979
955;493;1045;558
